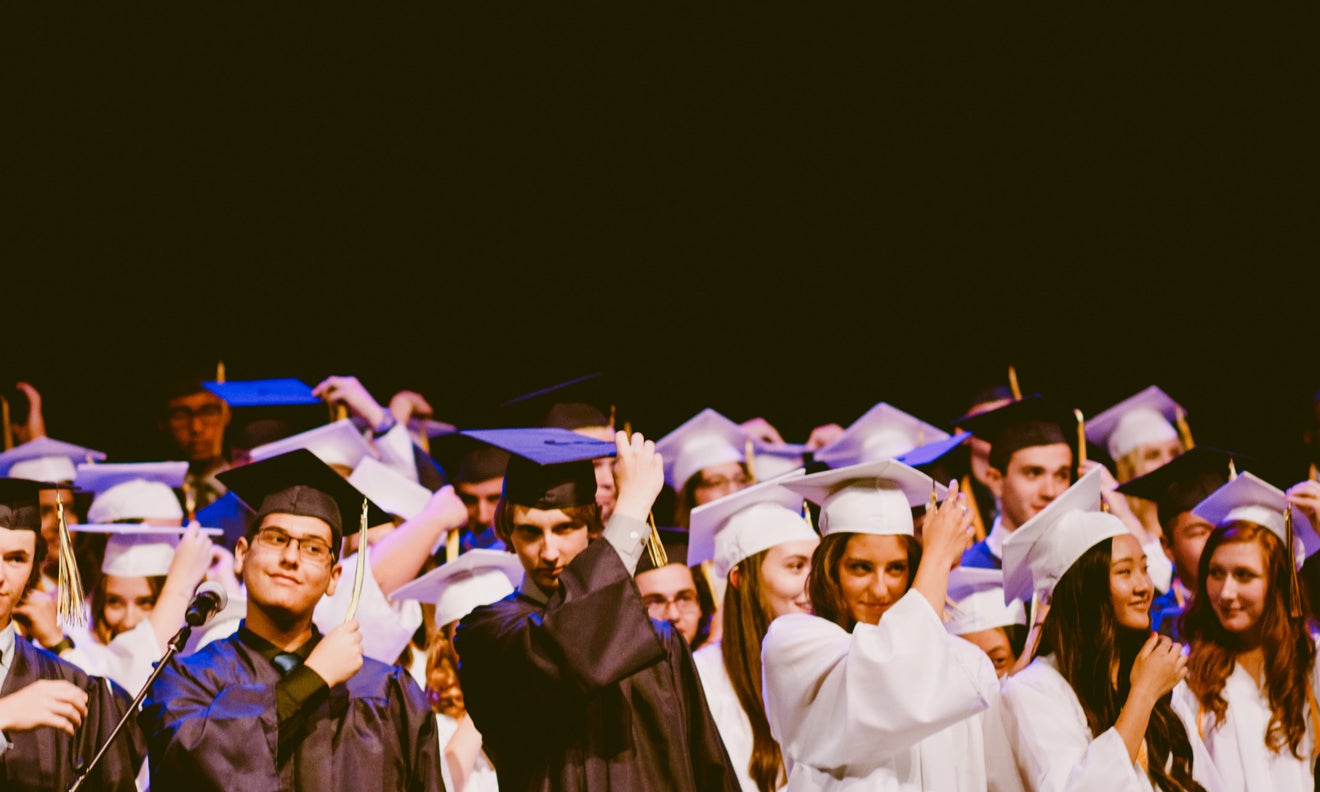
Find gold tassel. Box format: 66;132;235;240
333;403;349;423
960;475;987;541
1074;409;1087;468
623;420;632;437
646;512;668;568
183;482;197;524
609;404;617;433
1175;407;1195;450
1287;504;1304;618
344;499;369;621
744;438;757;485
445;527;460;561
55;496;85;629
215;360;226;383
1309;463;1317;483
1008;365;1022;401
802;500;814;533
1;395;11;451
1228;459;1238;481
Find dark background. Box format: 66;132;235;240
4;8;1318;478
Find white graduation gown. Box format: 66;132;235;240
761;590;998;791
63;619;161;694
694;641;769;792
1170;645;1319;792
1001;653;1224;792
435;712;500;792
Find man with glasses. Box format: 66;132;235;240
160;374;232;514
139;449;441;791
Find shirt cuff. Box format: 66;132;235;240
0;729;9;757
602;514;650;575
276;664;330;722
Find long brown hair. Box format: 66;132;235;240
722;551;783;792
1037;539;1203;792
1183;521;1316;759
425;621;466;719
806;532;920;631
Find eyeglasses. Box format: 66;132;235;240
254;527;336;564
166;403;225;428
642;590;701;617
694;473;750;494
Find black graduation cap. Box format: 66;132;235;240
953;395;1075;472
216;449;389;553
428;431;510;485
637;526;691;574
461;428;616;510
1115;446;1242;527
0;477;43;531
498;372;618;432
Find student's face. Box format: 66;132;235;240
838;534;911;626
101;575;156;637
760;538;819;619
1128;439;1184;479
636;563;701;643
456;478;503;533
0;528;36;627
960;627;1018;678
1205;540;1268;639
235;514;342;620
1109;533;1153;631
692;462;752;508
165;391;229;463
1164;512;1213;590
508;505;590;593
38;487;78;573
988;444;1072;531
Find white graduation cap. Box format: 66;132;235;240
1001;466;1127;605
0;437;107;483
77;461;188;524
69;523;223;577
655;408;749;492
248;419;375;471
813;402;950;469
389;549;523;628
1086;386;1183;461
348;457;432;521
687;470;815;578
779;458;945;538
1191;471;1320;563
751;441;808;482
944;566;1026;636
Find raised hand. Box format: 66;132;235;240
313;375;389;430
921;478;975;570
611;432;665;523
1129;632;1188;702
305;619;365;688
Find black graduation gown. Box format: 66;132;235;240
0;634;145;792
139;631;443;791
454;538;740;791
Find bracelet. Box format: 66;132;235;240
46;635;75;655
371;413;398;439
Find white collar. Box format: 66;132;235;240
984;516;1009;560
0;621;16;671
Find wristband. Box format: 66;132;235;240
46;635;75;655
371;413;398;438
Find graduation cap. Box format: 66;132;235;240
813;403;951;469
217;448;390;552
1;476;86;626
954;395;1074;473
202;377;325;452
1086;386;1185;461
896;431;973;470
0;437;107;483
247;419;375;472
1191;471;1320;561
944;567;1026;636
0;477;43;531
655;408;749;492
76;461;188;524
499;372;618;433
203;378;321;408
751;441;809;482
69;523;224;577
687;471;815;578
389;548;523;628
461;428;616;510
779;459;946;538
194;491;254;550
428;431;510;486
347;457;433;521
1001;466;1126;605
1115;446;1239;527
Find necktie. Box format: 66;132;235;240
272;652;302;676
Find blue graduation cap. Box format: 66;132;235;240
203;378;321;408
195;490;254;550
897;430;972;469
461;427;616;510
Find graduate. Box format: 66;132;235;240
0;436;104;590
453;427;740;791
999;467;1221;792
1174;472;1320;791
138;449;441;791
686;474;819;792
762;459;1001;791
0;477;145;791
635;527;716;650
945;566;1029;678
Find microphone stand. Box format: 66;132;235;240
67;623;193;791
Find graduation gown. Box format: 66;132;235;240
692;641;767;792
0;634;145;792
454;536;740;792
139;630;442;791
1000;653;1223;792
760;590;998;791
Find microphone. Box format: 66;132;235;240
185;581;229;627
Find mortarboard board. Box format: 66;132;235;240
194;491;254;550
1001;466;1127;604
813;403;950;469
68;523;224;577
0;437;107;483
348;457;433;521
217;449;389;552
1086;386;1184;461
779;459;946;538
896;431;973;470
944;566;1027;636
76;461;188;524
248;419;375;472
500;372;618;433
750;441;808;482
687;471;815;578
954;395;1074;472
1191;471;1320;561
389;548;524;628
202;378;321;408
0;477;43;531
1115;446;1239;526
461;428;616;510
428;431;510;486
655;408;749;492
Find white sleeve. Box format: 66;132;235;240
600;514;649;575
314;544;422;663
372;423;422;483
60;621;161;694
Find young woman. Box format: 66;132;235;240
761;459;1002;790
1000;466;1219;792
687;477;820;792
1173;473;1320;791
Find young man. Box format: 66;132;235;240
0;477;145;791
430;433;509;554
454;428;739;791
139;450;441;791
